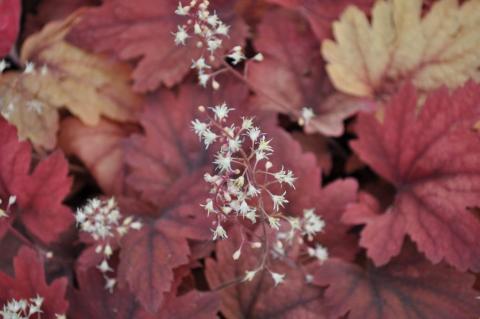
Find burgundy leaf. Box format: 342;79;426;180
349;83;480;271
313;247;480;319
0;247;69;318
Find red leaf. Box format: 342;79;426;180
68;0;248;92
0;0;21;57
349;83;480;271
0;247;69;317
267;0;373;41
117;221;190;313
0;118;73;243
247;9;370;136
13;151;74;243
312;247;480;319
206;227;327;319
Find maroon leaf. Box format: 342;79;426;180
313;247;480;319
0;247;69;318
349;83;480;271
68;0;248;92
0;118;73;243
69;269;152;319
118;221;190;313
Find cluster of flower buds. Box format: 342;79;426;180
75;197;142;292
192;105;328;286
173;1;263;89
0;296;44;319
0;195;16;219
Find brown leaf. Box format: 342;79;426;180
322;0;480;97
0;11;142;149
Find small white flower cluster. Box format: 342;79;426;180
173;0;231;88
0;296;44;319
0;195;16;219
192;106;330;286
75;197;142;292
173;1;263;89
192;104;297;239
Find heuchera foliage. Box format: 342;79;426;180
0;0;480;318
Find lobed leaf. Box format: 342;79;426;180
349;83;480;271
322;0;480;97
313;247;480;319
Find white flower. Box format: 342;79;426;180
105;277;117;293
191;56;211;71
175;2;190;15
302;208;325;240
245;209;258;223
244;269;258;281
24;61;35;74
257;136;273;154
194;22;202;35
201;198;216;215
232;247;242;260
241;117;254;130
215;22;230;36
273;167;296;188
207;38;222;53
301;107;315;124
0;59;9;73
307;245;329;263
202;129;218;148
212;224;228;240
97;259;113;273
238;200;250;216
210;103;232;121
228;46;246;65
206;12;219;26
214;151;232;172
271;191;288;211
253;52;264;62
192;119;208;138
198;72;210;87
228;136;242;152
248;127;261;142
268;216;281;230
173;25;189;45
246;184;260;197
270;272;285;286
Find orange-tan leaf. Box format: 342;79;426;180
322;0;480;97
0;10;141;149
